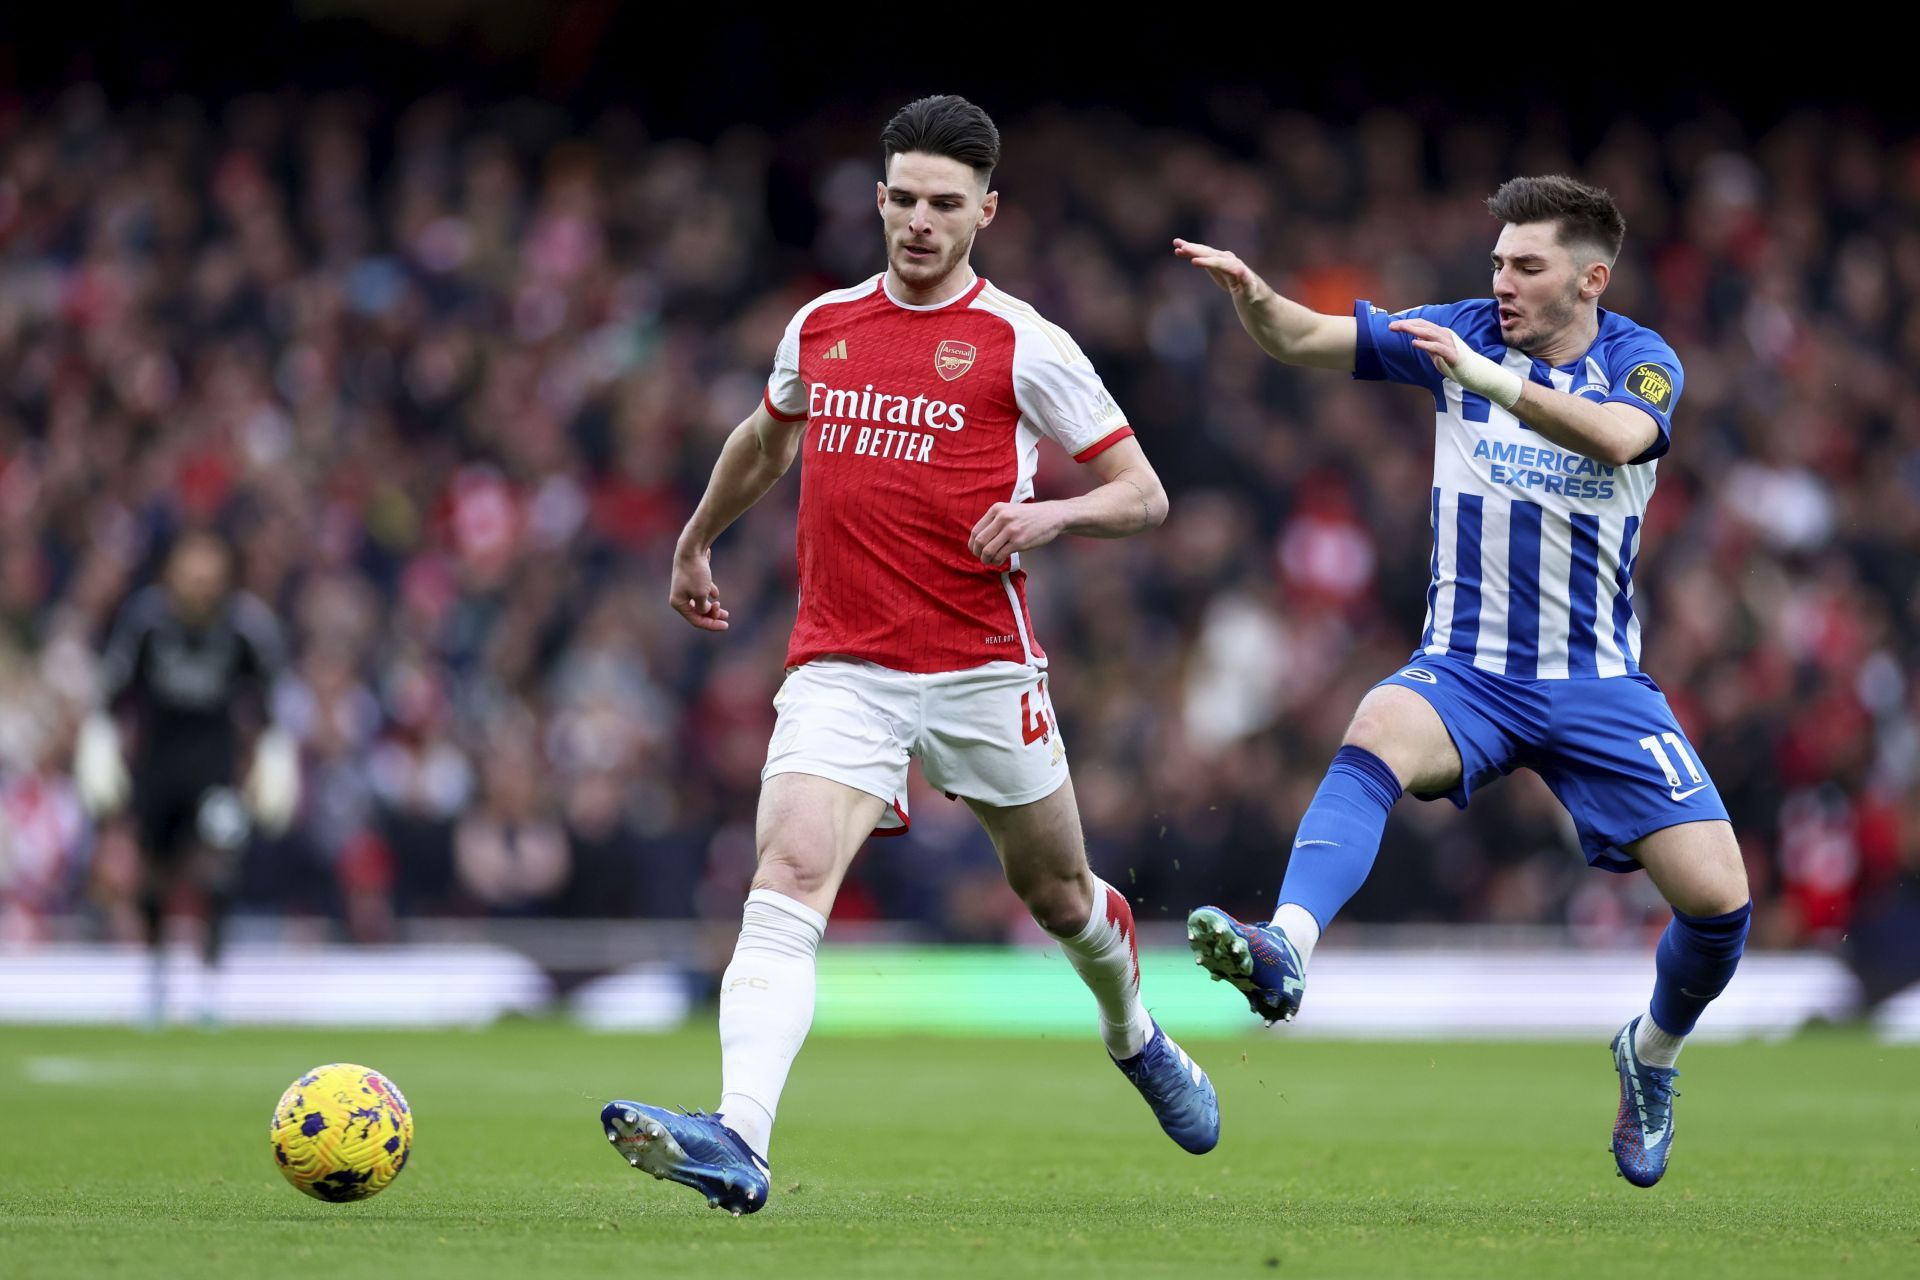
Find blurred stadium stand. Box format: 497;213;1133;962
2;6;1917;1030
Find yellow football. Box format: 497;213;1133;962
270;1062;414;1201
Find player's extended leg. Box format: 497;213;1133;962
718;772;879;1152
190;786;250;1028
136;861;170;1029
1608;819;1750;1187
132;789;183;1029
972;779;1219;1154
1191;683;1461;1021
184;877;237;1031
603;771;880;1213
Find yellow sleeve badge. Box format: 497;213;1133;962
1623;363;1674;413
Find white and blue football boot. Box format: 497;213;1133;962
1112;1020;1220;1154
1610;1017;1680;1188
1186;906;1306;1025
600;1100;771;1215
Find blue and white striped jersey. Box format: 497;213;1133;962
1354;299;1683;680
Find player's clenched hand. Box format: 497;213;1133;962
1173;238;1270;301
669;544;731;632
969;501;1064;566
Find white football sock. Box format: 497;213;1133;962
716;889;825;1162
1634;1011;1686;1068
1055;879;1153;1059
1269;903;1323;970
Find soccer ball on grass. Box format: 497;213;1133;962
270;1062;414;1201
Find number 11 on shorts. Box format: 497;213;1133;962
1638;732;1703;797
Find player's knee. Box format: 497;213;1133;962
1340;715;1413;783
1341;708;1388;753
1016;872;1093;936
1700;844;1750;916
1666;828;1750;917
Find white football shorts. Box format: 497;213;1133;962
762;657;1068;834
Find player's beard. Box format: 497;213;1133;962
1510;279;1582;354
891;228;974;292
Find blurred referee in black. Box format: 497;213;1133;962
74;529;300;1026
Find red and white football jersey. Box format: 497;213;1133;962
764;273;1134;675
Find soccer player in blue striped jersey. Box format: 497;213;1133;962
1175;176;1751;1188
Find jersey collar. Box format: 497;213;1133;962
879;271;988;312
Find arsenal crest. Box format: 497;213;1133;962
934;340;976;381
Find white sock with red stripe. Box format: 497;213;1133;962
1054;879;1153;1059
716;889;826;1162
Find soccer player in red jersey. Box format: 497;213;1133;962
600;96;1218;1214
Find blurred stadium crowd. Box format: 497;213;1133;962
0;84;1915;983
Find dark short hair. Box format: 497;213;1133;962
881;95;1000;184
1487;175;1625;262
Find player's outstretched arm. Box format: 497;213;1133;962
670;402;806;632
968;437;1167;565
1173;239;1356;370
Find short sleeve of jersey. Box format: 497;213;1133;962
1352;299;1487;390
764;307;809;422
1010;323;1134;462
1601;334;1683;464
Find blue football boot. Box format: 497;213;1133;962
1186;906;1306;1024
1610;1018;1680;1188
1112;1020;1220;1154
600;1100;771;1215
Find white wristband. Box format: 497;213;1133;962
1436;329;1525;410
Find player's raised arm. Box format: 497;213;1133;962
968;436;1167;565
670;401;807;632
1173;239;1356;370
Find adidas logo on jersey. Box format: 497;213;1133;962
821;339;849;360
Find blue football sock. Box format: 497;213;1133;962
1648;901;1752;1036
1276;745;1403;930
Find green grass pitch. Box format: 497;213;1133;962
3;1022;1915;1278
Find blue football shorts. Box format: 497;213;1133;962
1375;651;1731;872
